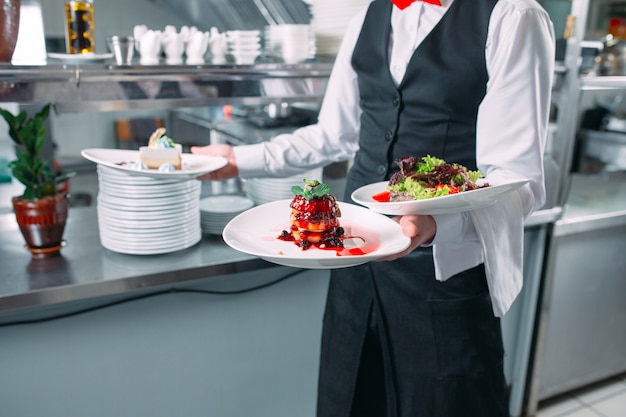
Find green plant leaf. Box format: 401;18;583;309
291;179;332;200
0;103;55;200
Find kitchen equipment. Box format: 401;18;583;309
263;102;292;119
578;129;626;172
595;35;626;75
107;35;134;65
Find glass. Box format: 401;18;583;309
64;0;95;54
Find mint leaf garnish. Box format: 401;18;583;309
291;179;332;200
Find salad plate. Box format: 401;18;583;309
351;178;530;216
222;200;411;269
82;148;227;179
48;52;113;64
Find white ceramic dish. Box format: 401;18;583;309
48;52;113;64
199;195;255;214
222;200;411;269
350;178;530;216
97;196;199;212
82;148;227;179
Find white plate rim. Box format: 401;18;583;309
222;200;411;269
82;148;228;179
48;52;114;63
350;178;531;216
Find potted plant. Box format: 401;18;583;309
0;103;71;258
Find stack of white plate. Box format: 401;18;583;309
310;0;373;55
96;165;202;255
225;30;262;64
199;195;255;235
241;167;324;205
264;24;315;64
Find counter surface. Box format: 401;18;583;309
0;205;270;314
0;167;577;315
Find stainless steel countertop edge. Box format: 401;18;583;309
0;257;274;314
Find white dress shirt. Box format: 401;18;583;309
234;0;555;316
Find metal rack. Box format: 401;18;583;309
0;61;332;113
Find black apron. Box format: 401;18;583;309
316;1;509;416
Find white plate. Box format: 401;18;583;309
97;196;199;212
48;52;113;64
100;233;201;255
82;148;228;179
222;200;411;269
199;195;255;214
351;178;530;216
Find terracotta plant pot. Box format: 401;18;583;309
12;193;69;258
0;0;20;62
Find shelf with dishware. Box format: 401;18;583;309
0;60;333;113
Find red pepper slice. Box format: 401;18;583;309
372;190;391;202
435;184;460;194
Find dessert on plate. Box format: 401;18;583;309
278;179;345;250
137;127;182;171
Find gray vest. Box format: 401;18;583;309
345;0;497;200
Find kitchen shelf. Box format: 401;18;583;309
0;61;333;113
580;75;626;89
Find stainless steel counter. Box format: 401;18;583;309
0;205;271;314
527;171;626;412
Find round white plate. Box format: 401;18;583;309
100;233;201;255
82;148;228;179
97;196;199;212
99;223;200;242
97;165;194;183
222;200;411;269
96;203;199;220
97;192;199;207
48;52;113;64
199;195;255;214
351;178;530;216
98;186;200;200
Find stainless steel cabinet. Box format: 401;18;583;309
527;1;626;415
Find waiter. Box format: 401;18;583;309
194;0;555;415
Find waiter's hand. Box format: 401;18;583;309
378;214;436;261
191;144;238;181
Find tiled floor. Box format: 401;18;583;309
536;373;626;417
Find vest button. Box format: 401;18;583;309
377;165;386;175
392;97;400;106
384;131;393;141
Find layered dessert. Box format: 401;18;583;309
138;127;182;171
278;179;344;250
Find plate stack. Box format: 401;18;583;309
264;24;315;64
96;165;202;255
225;30;262;64
241;167;324;205
310;0;373;55
199;195;255;235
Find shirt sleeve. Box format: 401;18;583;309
234;9;368;178
431;1;555;246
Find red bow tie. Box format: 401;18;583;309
392;0;441;9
